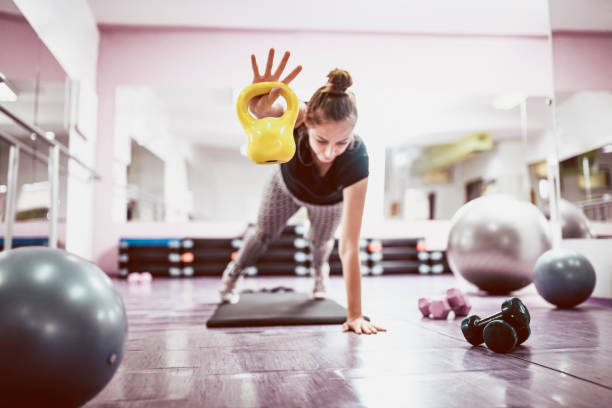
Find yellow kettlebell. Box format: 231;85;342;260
236;81;299;164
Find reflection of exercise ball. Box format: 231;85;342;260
559;199;593;238
447;195;552;294
542;199;593;238
0;247;128;406
533;248;596;308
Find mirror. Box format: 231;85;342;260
116;89;556;224
384;91;554;221
0;0;70;247
548;0;612;238
114;85;277;222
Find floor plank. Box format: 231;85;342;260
87;275;612;407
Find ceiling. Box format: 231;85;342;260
87;0;612;34
87;0;552;36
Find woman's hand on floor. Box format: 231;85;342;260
342;317;386;335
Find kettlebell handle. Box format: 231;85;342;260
236;81;299;126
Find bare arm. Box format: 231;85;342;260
339;177;386;334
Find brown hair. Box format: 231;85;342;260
306;68;358;125
297;68;359;165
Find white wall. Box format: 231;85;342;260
556;92;612;161
189;145;276;222
163;148;192;222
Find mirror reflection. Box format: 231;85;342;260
114;85;277;222
0;1;69;247
385;93;553;221
116;87;557;224
549;1;612;238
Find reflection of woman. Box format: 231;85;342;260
219;49;385;335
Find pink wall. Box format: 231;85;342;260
97;27;552;91
0;13;66;82
551;32;612;92
94;26;553;273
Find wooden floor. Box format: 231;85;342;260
88;274;612;407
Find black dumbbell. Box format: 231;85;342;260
482;320;518;353
483;319;532;353
461;297;531;351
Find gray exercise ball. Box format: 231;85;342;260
0;247;128;407
447;194;552;294
533;248;596;308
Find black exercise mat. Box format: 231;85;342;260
206;291;351;328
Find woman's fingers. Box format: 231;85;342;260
343;319;386;335
251;49;301;84
268;86;282;101
282;65;302;84
273;51;290;79
251;54;261;81
264;48;275;77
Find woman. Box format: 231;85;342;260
220;49;385;335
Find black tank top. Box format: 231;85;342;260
280;125;369;205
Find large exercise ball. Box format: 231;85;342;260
0;247;128;407
533;248;596;308
447;195;552;294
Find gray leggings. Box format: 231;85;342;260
233;169;343;274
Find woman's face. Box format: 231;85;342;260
306;119;354;165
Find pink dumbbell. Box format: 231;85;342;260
139;272;152;283
127;272;141;284
445;288;471;316
418;288;471;319
418;298;451;319
127;272;153;284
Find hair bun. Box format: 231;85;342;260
326;68;352;95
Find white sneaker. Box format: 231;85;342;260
312;263;330;300
219;262;242;304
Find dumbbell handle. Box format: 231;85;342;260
473;298;529;328
462;312;513;347
472;312;505;330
